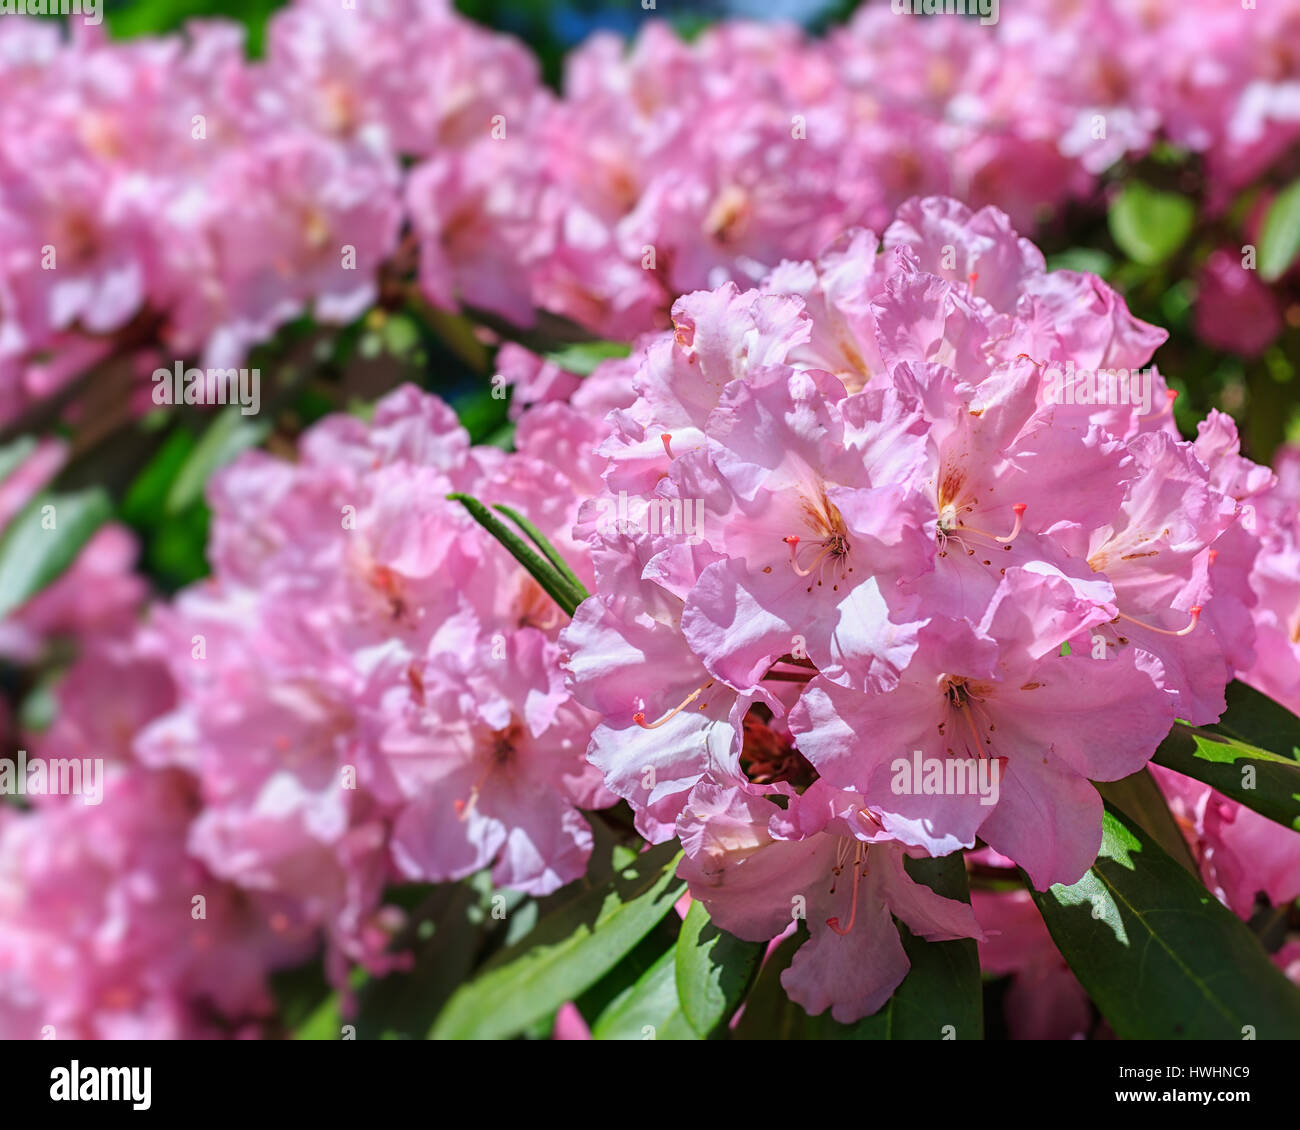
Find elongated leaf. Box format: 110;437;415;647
1213;680;1300;761
1095;766;1198;875
1109;182;1194;266
1259;178;1300;281
493;503;587;596
430;842;685;1039
165;406;270;516
1030;802;1300;1039
121;427;197;527
449;493;586;617
0;487;112;617
1152;723;1300;831
591;946;700;1041
577;915;681;1026
675;900;765;1037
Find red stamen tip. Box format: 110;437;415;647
1012;503;1027;515
1208;548;1219;565
632;711;647;727
661;433;673;458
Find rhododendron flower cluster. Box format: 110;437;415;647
0;384;615;1034
2;0;1300;1048
6;0;1300;424
561;196;1268;1019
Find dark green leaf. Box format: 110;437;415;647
449;492;587;616
121;426;196;527
1152;723;1300;831
493;503;587;596
1212;680;1300;761
674;900;765;1037
1029;802;1300;1039
430;841;686;1039
576;915;681;1026
1095;766;1199;874
590;946;700;1041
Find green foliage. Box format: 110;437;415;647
1108;182;1195;266
1030;803;1300;1039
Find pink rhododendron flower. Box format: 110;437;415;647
135;385;614;988
678;778;984;1024
1153;764;1300;919
564;197;1258;935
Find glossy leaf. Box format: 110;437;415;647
674;900;764;1037
1030;802;1300;1039
430;842;685;1039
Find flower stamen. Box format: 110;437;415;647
827;842;868;936
634;679;716;729
1113;605;1202;638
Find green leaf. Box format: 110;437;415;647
165;406;270;516
0;487;112;618
430;841;686;1040
1029;802;1300;1039
1095;766;1199;875
576;915;681;1026
121;426;196;527
1259;178;1300;281
447;383;509;444
1212;680;1300;761
1109;182;1195;266
448;493;587;617
1152;722;1300;831
493;503;587;597
542;341;631;377
674;901;765;1037
590;946;700;1041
